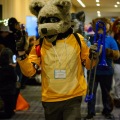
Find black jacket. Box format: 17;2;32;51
0;65;17;95
0;33;17;55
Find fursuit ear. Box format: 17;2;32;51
53;0;71;12
29;0;46;17
76;11;85;23
112;18;120;34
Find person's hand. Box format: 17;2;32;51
15;30;29;51
89;43;102;59
9;63;16;67
106;48;120;60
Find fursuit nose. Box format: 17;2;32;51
41;28;47;34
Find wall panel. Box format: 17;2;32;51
0;0;77;24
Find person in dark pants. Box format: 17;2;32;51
8;18;28;90
85;17;120;120
112;18;120;108
0;22;21;110
42;96;82;120
87;74;114;117
0;46;17;119
8;17;28;105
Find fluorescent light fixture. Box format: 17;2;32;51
96;3;100;6
117;1;120;4
97;11;101;17
114;5;118;7
98;13;101;17
96;0;100;2
77;0;86;7
97;11;100;14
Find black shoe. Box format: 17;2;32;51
20;85;26;89
84;114;94;120
103;113;115;120
114;99;120;108
0;111;15;119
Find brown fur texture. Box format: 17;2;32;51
29;0;72;42
106;48;120;60
112;18;120;43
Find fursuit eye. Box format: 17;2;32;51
49;17;60;23
42;19;47;24
40;17;47;24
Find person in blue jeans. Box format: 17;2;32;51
85;17;120;120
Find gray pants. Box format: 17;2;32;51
113;63;120;99
42;96;82;120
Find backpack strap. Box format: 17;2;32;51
35;34;81;57
73;33;85;66
35;38;44;57
73;33;81;48
40;37;44;47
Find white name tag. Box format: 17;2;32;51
54;70;66;79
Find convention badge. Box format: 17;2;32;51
54;69;66;79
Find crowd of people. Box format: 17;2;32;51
0;4;120;120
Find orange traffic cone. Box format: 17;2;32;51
15;93;30;111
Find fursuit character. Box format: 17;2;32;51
16;0;99;119
85;17;120;120
112;18;120;44
112;18;120;108
71;11;85;35
92;17;119;60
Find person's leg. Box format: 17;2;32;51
0;95;15;119
0;96;4;111
42;101;63;120
20;75;28;89
85;73;99;119
113;64;120;108
42;96;82;120
15;63;21;109
63;96;82;120
100;75;114;119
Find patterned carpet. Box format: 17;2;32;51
10;85;120;120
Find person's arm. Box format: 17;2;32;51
78;34;99;70
106;37;120;60
17;43;41;77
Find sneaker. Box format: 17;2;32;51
84;114;94;120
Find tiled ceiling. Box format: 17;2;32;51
71;0;120;23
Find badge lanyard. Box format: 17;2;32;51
52;40;67;68
52;40;68;79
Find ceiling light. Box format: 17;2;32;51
77;0;86;7
97;13;101;17
98;14;101;17
97;11;100;14
96;0;100;2
114;5;118;7
96;3;100;6
117;1;120;4
97;11;101;17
